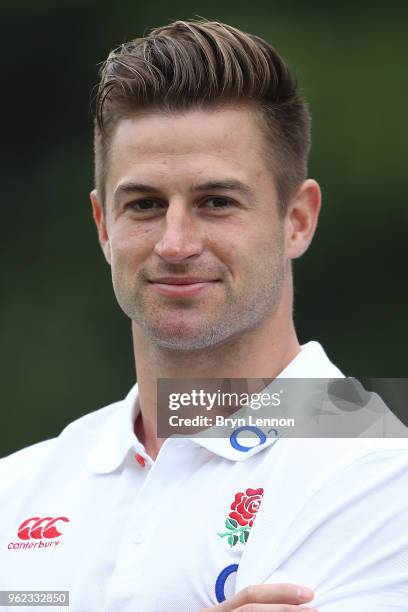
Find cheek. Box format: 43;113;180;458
209;222;269;264
207;232;240;276
109;223;156;266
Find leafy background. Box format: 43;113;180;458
2;0;407;456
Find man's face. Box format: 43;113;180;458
94;105;291;351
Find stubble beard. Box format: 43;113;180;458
112;243;286;353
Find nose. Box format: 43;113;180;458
154;202;204;263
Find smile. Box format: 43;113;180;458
148;278;220;298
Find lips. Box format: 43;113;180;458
148;277;220;297
149;276;219;284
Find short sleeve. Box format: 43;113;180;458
266;449;408;611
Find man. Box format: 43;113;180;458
1;19;407;612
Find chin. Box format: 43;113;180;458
149;330;205;351
143;323;221;352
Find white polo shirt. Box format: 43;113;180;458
1;341;408;611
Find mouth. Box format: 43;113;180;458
148;277;221;298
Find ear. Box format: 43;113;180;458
285;179;322;260
90;189;111;264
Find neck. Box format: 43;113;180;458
132;282;300;459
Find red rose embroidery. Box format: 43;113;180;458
218;487;264;547
229;487;264;527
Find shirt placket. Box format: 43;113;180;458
103;440;191;611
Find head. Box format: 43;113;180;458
94;20;310;214
91;19;321;351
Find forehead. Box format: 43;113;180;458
105;105;276;197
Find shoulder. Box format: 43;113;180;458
274;438;408;539
0;439;56;489
257;437;408;535
281;437;408;492
0;395;129;489
308;438;408;505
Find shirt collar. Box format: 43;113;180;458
86;341;344;472
86;385;142;474
278;341;344;378
188;341;344;460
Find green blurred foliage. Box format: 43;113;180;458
1;0;407;456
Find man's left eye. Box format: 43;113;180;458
203;197;233;209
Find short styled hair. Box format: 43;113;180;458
94;19;311;215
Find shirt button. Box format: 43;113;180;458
134;452;146;467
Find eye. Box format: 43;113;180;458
202;197;234;210
125;199;166;212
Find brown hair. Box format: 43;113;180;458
94;19;311;214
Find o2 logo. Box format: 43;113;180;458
230;426;266;452
215;564;239;603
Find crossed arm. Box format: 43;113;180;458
205;447;408;612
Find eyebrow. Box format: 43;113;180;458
113;178;256;206
192;180;256;200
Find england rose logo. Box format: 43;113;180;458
218;487;264;546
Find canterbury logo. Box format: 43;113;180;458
17;517;70;540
